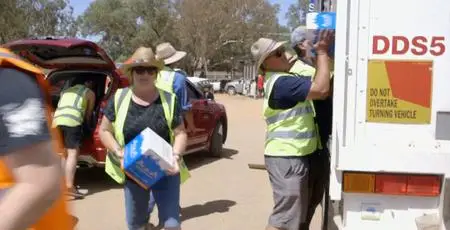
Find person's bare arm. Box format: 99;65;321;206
84;90;96;124
0;141;62;230
172;122;188;156
166;122;188;175
185;110;197;132
99;116;122;157
307;30;334;100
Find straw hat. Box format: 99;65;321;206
120;47;164;76
250;38;287;70
155;42;187;65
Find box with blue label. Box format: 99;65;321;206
304;12;336;58
123;127;174;190
306;12;336;30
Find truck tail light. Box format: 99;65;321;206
343;172;442;197
343;172;375;193
375;174;407;195
407;175;441;196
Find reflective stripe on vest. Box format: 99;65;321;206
156;67;176;93
0;48;72;230
263;72;318;157
265;106;314;125
267;130;316;140
53;85;88;127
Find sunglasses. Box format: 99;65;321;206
132;66;158;75
269;48;285;58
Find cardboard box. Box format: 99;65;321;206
123;127;174;189
306;12;336;30
295;12;336;58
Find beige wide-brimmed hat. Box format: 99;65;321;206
155;42;187;65
251;38;287;70
120;47;164;76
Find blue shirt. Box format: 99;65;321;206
268;75;312;110
173;70;192;113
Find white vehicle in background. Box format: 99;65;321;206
187;76;208;88
187;76;221;92
327;0;450;229
210;81;221;92
224;78;244;95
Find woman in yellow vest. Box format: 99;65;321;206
0;48;72;229
99;47;187;230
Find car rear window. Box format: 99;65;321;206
19;45;102;61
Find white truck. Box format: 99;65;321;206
326;0;450;229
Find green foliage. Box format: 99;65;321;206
0;0;77;43
0;0;299;72
285;0;309;30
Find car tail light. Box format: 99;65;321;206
343;172;442;197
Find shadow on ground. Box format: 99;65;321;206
153;200;237;230
74;167;122;197
181;199;237;221
73;148;238;197
183;148;238;171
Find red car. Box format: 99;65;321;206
3;37;228;167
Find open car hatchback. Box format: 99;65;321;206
3;37;228;168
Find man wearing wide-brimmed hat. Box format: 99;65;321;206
291;27;335;226
155;42;198;132
251;30;333;230
100;46;187;230
155;42;187;95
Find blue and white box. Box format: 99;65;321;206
306;12;336;30
123;127;174;189
304;12;336;58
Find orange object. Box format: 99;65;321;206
343;171;442;197
0;48;73;229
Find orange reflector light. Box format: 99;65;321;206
343;172;442;197
407;175;441;196
375;174;407;195
343;172;375;193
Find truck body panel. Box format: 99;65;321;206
330;0;450;228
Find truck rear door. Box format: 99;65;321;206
335;0;450;174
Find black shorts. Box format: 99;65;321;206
58;125;83;149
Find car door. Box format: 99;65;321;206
185;81;214;152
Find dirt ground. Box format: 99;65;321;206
71;94;326;230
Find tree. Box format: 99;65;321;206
0;0;77;44
285;0;309;30
78;0;284;71
79;0;177;61
79;0;136;60
173;0;282;72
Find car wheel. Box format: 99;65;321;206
209;121;223;157
227;86;236;96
